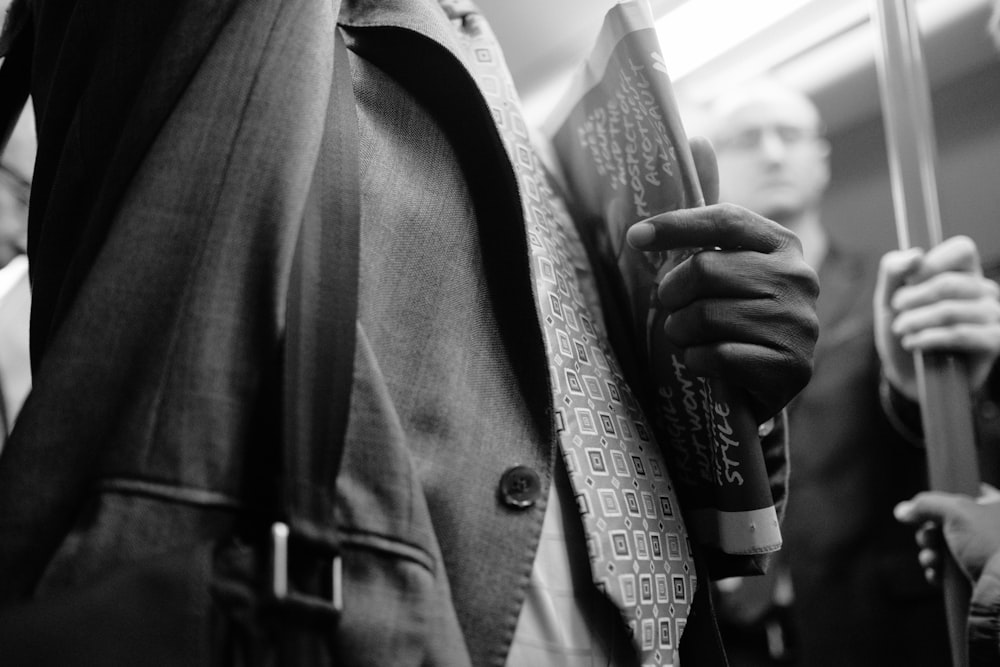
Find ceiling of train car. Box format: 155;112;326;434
479;0;998;131
478;0;684;99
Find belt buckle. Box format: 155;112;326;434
269;521;343;617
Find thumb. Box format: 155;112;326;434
980;483;1000;503
875;248;923;313
874;247;925;399
895;491;966;525
688;136;719;206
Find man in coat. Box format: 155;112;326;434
0;1;820;664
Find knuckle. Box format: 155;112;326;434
794;262;821;299
711;203;745;234
935;272;957;291
802;310;820;345
773;271;819;315
686;251;713;284
714;202;743;220
680;305;710;342
772;339;812;378
940;303;963;325
784;230;805;255
776;324;817;379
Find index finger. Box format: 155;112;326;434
626;202;793;253
912;235;982;282
894;491;967;525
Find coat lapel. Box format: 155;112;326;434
341;0;554;439
341;0;470;68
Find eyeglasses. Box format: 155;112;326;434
0;162;31;209
715;124;824;152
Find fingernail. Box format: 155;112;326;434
628;222;655;248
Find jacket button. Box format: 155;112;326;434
499;466;542;509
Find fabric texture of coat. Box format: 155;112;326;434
0;0;789;664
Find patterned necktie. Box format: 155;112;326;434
441;3;696;665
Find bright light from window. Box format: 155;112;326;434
654;0;815;78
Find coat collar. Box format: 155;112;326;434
339;0;555;457
340;0;471;76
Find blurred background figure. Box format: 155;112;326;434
699;78;1000;667
0;105;34;455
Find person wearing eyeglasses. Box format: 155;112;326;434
700;78;1000;667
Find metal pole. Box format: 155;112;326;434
869;2;980;665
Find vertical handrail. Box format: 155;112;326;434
870;2;980;665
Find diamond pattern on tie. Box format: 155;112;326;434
440;4;696;665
